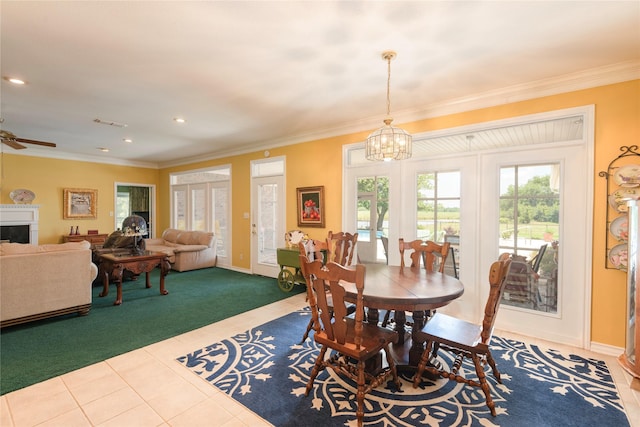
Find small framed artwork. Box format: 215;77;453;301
63;188;98;219
297;186;325;228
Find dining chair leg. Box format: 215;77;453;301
300;318;314;343
305;346;327;396
471;353;497;416
356;360;366;427
485;350;502;383
412;340;435;388
384;346;402;391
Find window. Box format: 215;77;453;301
499;163;559;312
416;171;461;242
170;166;231;267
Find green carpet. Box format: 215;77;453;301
0;267;304;395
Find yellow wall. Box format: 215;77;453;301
2;80;638;347
1;156;159;243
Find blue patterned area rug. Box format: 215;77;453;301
177;309;630;426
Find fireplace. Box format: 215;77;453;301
0;204;39;244
1;224;30;243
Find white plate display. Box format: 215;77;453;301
610;215;629;241
609;243;628;270
614;164;640;187
9;189;36;204
609;188;640;212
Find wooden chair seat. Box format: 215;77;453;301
314;317;399;359
412;257;512;417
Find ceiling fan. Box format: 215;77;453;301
0;129;56;150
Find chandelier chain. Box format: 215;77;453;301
386;55;391;117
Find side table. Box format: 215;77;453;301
63;233;108;247
98;251;170;305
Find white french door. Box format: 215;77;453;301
480;144;591;347
251;157;286;278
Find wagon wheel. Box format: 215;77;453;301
277;268;295;292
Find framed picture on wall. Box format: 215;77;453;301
63;188;97;219
297;186;325;228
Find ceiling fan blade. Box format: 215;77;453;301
14;137;56;148
1;139;27;149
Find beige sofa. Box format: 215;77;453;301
0;241;98;328
145;229;217;272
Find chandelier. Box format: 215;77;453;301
365;51;412;161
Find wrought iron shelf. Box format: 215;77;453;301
598;145;640;269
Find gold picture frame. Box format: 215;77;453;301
297;186;325;228
63;188;97;219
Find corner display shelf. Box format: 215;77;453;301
598;145;640;270
599;146;640;387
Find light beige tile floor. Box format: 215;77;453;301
1;292;639;427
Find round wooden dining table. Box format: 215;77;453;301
341;263;465;368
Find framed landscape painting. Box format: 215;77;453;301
63;188;97;219
297;186;325;228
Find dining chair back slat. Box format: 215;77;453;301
327;231;358;266
399;238;450;272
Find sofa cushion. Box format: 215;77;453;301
0;241;90;256
161;229;182;243
176;231;214;246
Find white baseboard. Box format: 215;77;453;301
590;341;624;357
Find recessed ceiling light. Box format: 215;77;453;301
123;138;133;143
4;77;26;85
173;117;186;123
98;147;110;152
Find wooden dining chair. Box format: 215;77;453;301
298;239;328;343
399;238;451;271
382;238;451;328
298;238;357;343
300;257;402;427
327;231;358;266
411;257;512;416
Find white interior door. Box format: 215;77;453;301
479;144;591;347
251;174;285;278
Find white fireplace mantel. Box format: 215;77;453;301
0;204;39;244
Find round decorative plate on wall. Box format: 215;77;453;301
610;215;629;241
9;189;36;204
608;243;628;270
614;164;640;187
609;188;640;212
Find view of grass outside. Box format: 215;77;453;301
500;164;560;313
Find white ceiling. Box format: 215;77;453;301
1;1;639;168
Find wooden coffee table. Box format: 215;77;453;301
98;251;170;305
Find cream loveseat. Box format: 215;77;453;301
145;229;217;272
0;241;98;328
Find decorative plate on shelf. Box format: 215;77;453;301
9;189;36;204
608;243;628;270
608;188;640;213
609;215;629;241
614;164;640;187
